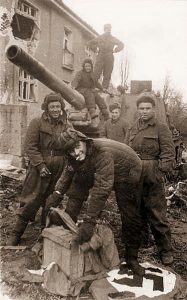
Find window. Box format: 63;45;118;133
63;27;72;51
17;0;38;18
18;68;37;102
62;27;74;70
85;45;94;60
62;49;74;70
11;0;39;40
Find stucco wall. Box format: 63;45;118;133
0;104;27;167
18;0;97;124
0;0;97;165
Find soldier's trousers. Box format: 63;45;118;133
114;181;142;250
65;176;142;250
94;53;114;89
81;89;107;112
17;156;65;222
140;160;172;254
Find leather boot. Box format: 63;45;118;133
125;247;145;276
6;216;28;246
160;251;173;265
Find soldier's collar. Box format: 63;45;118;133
138;116;156;126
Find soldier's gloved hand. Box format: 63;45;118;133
75;221;95;245
40;166;51;177
45;191;62;214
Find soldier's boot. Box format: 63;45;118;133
89;108;98;119
160;250;173;265
125;247;145;276
6;216;28;246
101;108;110;121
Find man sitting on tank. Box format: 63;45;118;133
71;58;109;120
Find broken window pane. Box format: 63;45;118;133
11;1;39;40
11;13;35;40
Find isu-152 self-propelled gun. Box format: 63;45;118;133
6;44;103;136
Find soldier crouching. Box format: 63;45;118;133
45;128;145;275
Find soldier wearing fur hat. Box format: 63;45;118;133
72;58;109;120
45;128;145;276
126;92;175;266
88;23;124;89
100;102;129;143
7;92;72;246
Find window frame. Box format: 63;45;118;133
18;68;38;102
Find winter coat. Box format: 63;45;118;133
71;69;103;94
100;118;129;143
55;138;142;218
88;33;124;55
24;112;70;171
20;112;71;209
126;116;175;172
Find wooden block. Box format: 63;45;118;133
42;226;84;279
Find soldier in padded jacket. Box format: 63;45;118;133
127;92;175;266
46;128;145;275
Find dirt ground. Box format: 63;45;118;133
0;174;187;300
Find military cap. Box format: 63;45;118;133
59;128;89;151
109;102;121;112
41;92;65;111
136;92;157;107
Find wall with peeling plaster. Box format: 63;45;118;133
0;104;27;166
0;0;97;167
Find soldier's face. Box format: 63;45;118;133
137;102;155;121
84;63;92;73
104;25;111;33
48;101;62;119
69;141;87;161
111;108;121;120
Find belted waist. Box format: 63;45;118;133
41;149;63;156
138;154;159;160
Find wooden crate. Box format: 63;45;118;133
42;226;84;280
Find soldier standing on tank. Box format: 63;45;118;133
100;102;129;143
71;58;109;120
6;93;71;246
88;23;124;90
127;92;175;265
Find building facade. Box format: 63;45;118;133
0;0;98;166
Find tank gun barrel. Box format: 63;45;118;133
6;45;85;110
